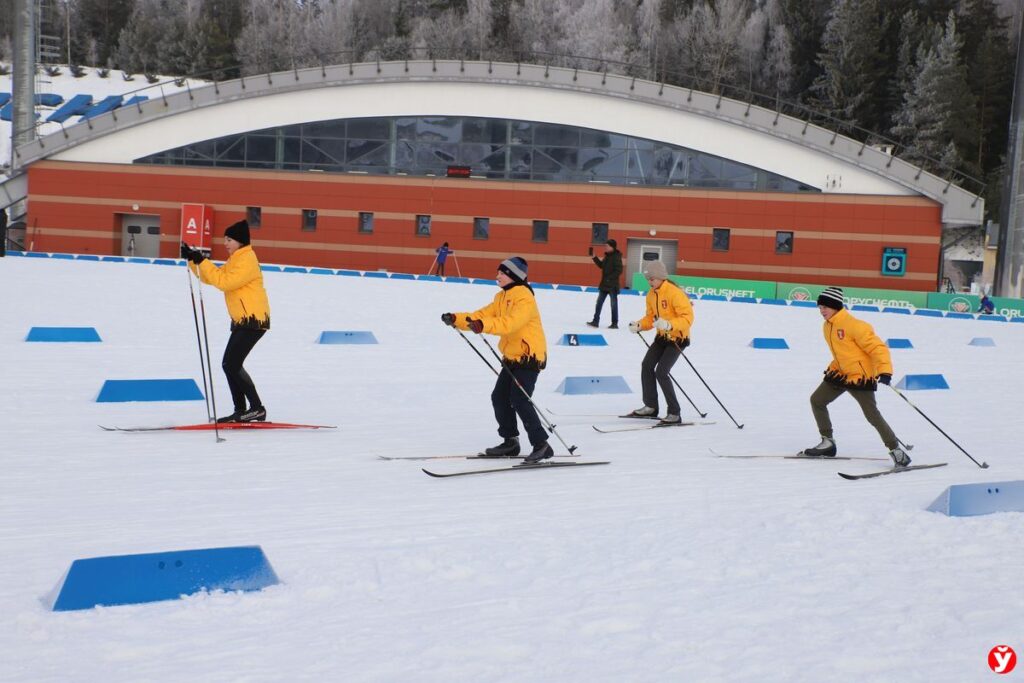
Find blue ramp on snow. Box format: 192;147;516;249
887;338;913;349
317;331;378;345
750;338;789;349
46;93;93;122
969;337;996;347
896;374;949;390
97;379;204;402
558;334;608;346
927;480;1024;517
26;326;101;342
49;546;280;611
556;376;632;395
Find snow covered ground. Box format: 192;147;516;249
1;255;1022;682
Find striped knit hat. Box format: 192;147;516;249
817;286;845;310
498;256;529;283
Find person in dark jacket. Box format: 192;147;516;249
979;294;995;315
587;239;623;329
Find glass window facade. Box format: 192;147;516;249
712;228;730;251
134;116;819;193
776;231;794;254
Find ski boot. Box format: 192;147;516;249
888;447;912;468
484;437;520;457
608;323;619;330
239;406;267;423
523;441;554;464
628;406;658;418
800;437;836;457
586;320;599;328
216;411;243;424
658;413;682;426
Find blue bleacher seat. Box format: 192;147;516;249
122;95;149;107
0;93;11;107
79;95;122;120
36;93;64;107
0;103;40;122
47;94;93;123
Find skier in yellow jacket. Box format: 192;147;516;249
802;286;910;466
442;256;552;463
181;219;270;423
627;260;694;425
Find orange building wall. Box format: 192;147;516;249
25;160;943;291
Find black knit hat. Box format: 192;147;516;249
817;286;844;310
224;219;250;246
606;239;617;249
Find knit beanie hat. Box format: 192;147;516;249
224;219;251;246
643;260;669;281
498;256;528;283
817;286;845;310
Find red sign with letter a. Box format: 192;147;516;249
180;204;214;251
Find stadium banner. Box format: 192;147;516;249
775;282;928;308
927;292;1024;318
180;204;214;251
630;273;776;298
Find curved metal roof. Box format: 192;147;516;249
13;59;983;225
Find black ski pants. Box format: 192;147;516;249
641;334;682;416
222;328;265;413
491;365;547;448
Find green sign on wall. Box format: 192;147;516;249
775;282;928;308
927;292;1024;318
631;273;777;299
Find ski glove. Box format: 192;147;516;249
188;249;206;265
441;313;456;327
878;373;892;385
654;319;672;332
628;321;641;334
468;318;484;334
179;242;193;260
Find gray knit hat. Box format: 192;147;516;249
817;286;845;309
643;260;669;281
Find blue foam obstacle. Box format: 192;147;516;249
555;376;632;395
969;337;996;347
927;481;1024;517
49;546;280;611
26;326;101;342
97;379;205;402
895;374;949;390
557;333;608;347
887;338;913;349
749;338;789;349
317;330;379;345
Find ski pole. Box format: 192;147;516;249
426;255;438;276
191;265;225;443
636;332;707;418
674;341;745;429
452;326;578;455
886;384;987;468
185;264;212;422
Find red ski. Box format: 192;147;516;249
100;422;336;432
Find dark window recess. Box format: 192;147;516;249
473;217;490;240
302;209;318;232
532;220;549;243
775;231;794;254
416;214;432;236
358;212;374;233
127;225;141;234
147;226;160;235
591;222;609;244
712;228;731;251
247;206;262;228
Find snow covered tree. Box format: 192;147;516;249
72;0;134;66
675;0;753;94
891;12;978;174
808;0;890;132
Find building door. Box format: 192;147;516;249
120;214;161;257
625;238;679;286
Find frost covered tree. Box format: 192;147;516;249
808;0;889;131
891;13;978;174
675;0;753;94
